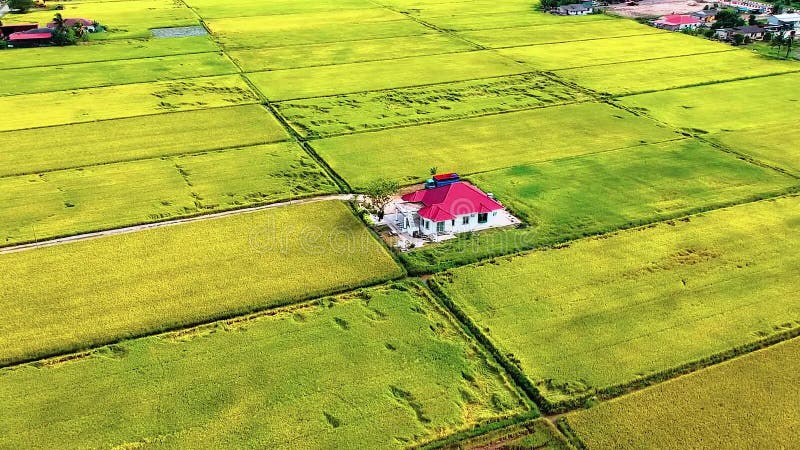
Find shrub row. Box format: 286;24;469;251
427;278;551;410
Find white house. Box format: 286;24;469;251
393;181;505;238
556;3;594;15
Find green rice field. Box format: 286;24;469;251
0;282;526;448
1;0;799;446
459;20;660;48
709;126;800;175
498;34;732;70
0;105;288;176
566;337;800;448
247;50;527;100
556;50;800;96
0;36;218;70
399;139;797;273
275;73;591;137
433;196;800;404
0;75;259;132
423;10;613;31
228;34;476;72
312;102;677;188
0;53;238;96
618;72;800;133
0;142;337;245
208;11;430;49
0;201;402;365
184;0;376;20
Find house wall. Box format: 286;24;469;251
419;211;500;236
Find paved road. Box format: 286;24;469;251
0;194;355;254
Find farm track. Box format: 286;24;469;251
0;193;354;254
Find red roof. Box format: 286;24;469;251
9;29;54;40
432;173;458;181
47;18;95;28
401;181;503;222
656;15;701;25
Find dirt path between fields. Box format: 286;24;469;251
0;194;355;254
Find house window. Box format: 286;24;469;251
451;220;455;226
478;213;488;224
462;216;470;225
424;220;430;230
437;221;445;233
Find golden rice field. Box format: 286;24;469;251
0;75;259;132
0;142;338;245
0;201;402;365
565;337;800;448
1;0;799;446
433;196;800;406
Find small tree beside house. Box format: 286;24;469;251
363;179;399;221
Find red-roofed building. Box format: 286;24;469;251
652;15;702;31
46;18;96;31
396;181;505;237
8;28;54;46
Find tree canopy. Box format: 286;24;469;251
713;9;746;29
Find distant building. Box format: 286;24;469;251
768;13;800;30
46;18;96;32
8;27;54;46
716;25;767;40
652;14;702;31
690;9;718;23
0;23;39;39
394;181;505;238
768;13;800;38
556;3;594;15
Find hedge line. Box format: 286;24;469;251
416;410;541;449
556;417;588;450
427;278;552;410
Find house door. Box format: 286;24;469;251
436;222;445;233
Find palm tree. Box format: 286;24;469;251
51;12;65;29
